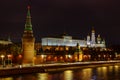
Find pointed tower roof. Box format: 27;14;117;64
75;43;82;53
23;5;34;38
92;26;95;33
87;33;90;36
25;5;32;31
97;34;101;38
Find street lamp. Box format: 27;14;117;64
1;55;5;67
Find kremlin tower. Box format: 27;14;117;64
91;27;96;47
22;6;35;65
74;43;83;61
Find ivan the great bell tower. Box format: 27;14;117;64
22;6;35;65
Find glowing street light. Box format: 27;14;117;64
1;55;5;67
68;55;71;58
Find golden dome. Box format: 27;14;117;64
92;27;95;33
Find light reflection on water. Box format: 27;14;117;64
97;66;107;80
0;77;13;80
64;70;73;80
1;64;120;80
37;73;48;80
81;68;92;80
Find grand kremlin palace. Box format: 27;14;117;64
41;28;106;48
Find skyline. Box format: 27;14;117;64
0;0;120;46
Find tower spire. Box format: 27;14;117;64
92;26;95;33
91;26;96;47
22;5;35;65
25;5;32;31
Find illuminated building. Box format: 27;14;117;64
74;43;83;61
42;35;87;47
42;28;106;48
0;37;12;45
91;27;96;47
87;27;106;48
22;6;35;65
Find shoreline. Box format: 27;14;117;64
0;60;120;76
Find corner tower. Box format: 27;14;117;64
22;6;35;65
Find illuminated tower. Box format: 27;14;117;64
97;34;101;44
74;43;83;61
102;39;106;47
22;6;35;65
91;27;96;47
87;34;91;47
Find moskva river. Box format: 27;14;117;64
1;63;120;80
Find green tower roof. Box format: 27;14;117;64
25;6;32;31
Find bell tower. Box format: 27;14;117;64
91;27;96;47
22;6;35;65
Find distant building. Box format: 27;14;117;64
87;27;106;48
42;35;87;47
42;28;106;48
0;37;12;45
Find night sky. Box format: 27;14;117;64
0;0;120;46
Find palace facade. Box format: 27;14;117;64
42;28;106;48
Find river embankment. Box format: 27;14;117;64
0;60;120;76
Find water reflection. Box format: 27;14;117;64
37;73;48;80
1;64;120;80
97;66;107;80
0;77;13;80
102;66;107;80
81;68;92;80
114;65;119;80
14;76;23;80
109;66;113;72
114;65;119;75
19;74;36;80
64;70;73;80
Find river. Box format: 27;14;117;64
0;63;120;80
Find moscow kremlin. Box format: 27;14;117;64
0;5;119;67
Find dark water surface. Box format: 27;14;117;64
1;63;120;80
